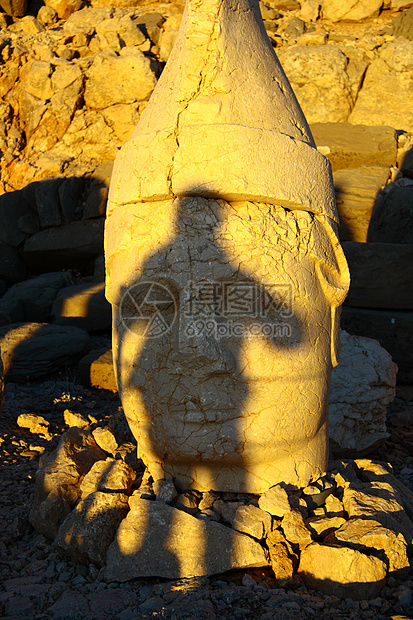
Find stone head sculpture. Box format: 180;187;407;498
105;0;350;493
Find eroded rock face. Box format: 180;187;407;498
105;0;350;493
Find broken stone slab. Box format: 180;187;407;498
55;491;129;566
258;484;291;518
342;242;413;310
79;348;117;392
310;123;397;172
51;282;111;332
105;496;269;581
367;182;413;244
63;409;89;428
281;510;313;549
0;322;89;381
341;307;413;384
0;272;73;323
333;518;409;573
322;0;382;21
305;515;347;538
22;219;104;272
79;458;135;499
230;505;272;540
266;529;297;582
328;330;396;455
333;166;390;242
298;543;387;600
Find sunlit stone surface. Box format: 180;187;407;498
105;0;350;493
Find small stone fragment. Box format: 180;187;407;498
282;510;313;548
266;529;297;582
17;413;51;438
153;478;177;504
64;409;89;428
324;493;345;516
231;505;272;540
298;543;387;600
305;515;347;538
175;491;200;515
258;484;291;517
80;458;135;499
92;427;118;454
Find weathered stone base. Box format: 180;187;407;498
30;429;413;599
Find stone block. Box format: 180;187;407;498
368;182;413;244
310;123;397;171
333;166;390;242
79;348;117;392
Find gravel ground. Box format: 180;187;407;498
1;368;413;620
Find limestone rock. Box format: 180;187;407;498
305;515;346;538
230;505;272;540
63;409;89;428
329;330;397;454
153;478;178;504
394;5;413;40
55;491;129;565
266;529;297;582
158;14;182;61
95;16;146;52
322;0;383;21
310;123;397;171
341;307;413;384
32;428;106;503
334;518;409;572
342;481;413;545
84;50;156;110
333;166;390;242
92;427;118;454
23;220;104;272
276;45;366;123
281;510;313;548
51;282;111;332
0;272;72;323
258;484;291;517
105;497;269;580
79;349;118;392
30;428;106;537
45;0;83;19
349;40;413;134
0;323;89;381
343;242;413;310
17;413;51;439
368;183;413;244
298;543;387;599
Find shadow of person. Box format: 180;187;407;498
107;189;349;578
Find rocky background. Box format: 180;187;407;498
1;0;413;618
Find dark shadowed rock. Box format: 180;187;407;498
55;491;129;565
0;322;89;380
0;272;73;323
368;183;413;244
51;282;111;331
0;242;27;284
22;219;104;271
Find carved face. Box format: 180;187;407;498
109;195;348;492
